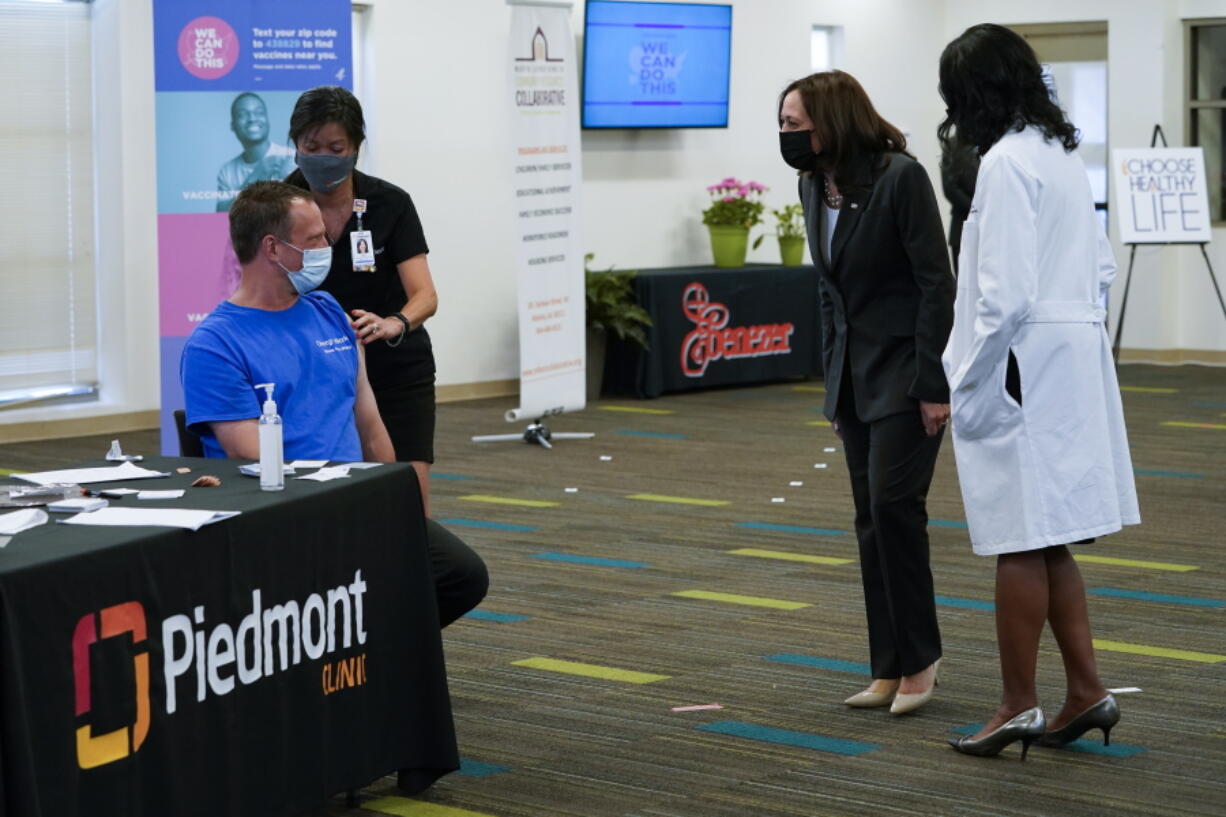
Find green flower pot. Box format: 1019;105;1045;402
778;235;806;267
708;225;749;268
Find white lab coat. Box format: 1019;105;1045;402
942;127;1140;555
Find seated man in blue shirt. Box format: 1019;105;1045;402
181;180;487;632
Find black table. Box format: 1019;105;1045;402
0;458;456;817
604;264;823;398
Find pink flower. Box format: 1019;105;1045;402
706;184;719;192
721;195;737;203
747;181;767;193
721;176;740;186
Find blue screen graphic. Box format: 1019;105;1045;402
582;1;732;129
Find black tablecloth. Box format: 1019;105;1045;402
0;458;456;817
604;264;822;398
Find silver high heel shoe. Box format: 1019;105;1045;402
947;706;1046;760
1036;695;1120;747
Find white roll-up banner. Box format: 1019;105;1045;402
505;2;586;422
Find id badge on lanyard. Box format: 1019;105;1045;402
350;198;375;272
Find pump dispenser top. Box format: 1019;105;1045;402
256;382;277;416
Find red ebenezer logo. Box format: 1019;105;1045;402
680;283;795;377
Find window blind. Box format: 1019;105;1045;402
0;0;97;407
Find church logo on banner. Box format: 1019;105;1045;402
680;282;795;377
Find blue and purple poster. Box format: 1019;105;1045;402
153;0;352;453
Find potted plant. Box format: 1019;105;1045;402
585;253;652;401
752;203;807;266
701;178;767;267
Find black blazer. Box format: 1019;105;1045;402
800;153;954;423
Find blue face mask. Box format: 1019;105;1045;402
294;151;357;192
275;239;333;294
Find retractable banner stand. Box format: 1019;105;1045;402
505;1;586;422
153;0;352;453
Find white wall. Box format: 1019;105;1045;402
4;0;1221;431
945;0;1226;357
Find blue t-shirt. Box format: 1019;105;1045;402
180;291;363;461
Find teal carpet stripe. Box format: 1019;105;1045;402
432;472;475;480
464;610;531;623
1191;401;1226;408
950;723;1145;758
459;758;511;777
439;518;538;532
533;552;650;568
764;654;870;674
935;595;995;611
737;521;847;536
1133;469;1205;479
1088;587;1225;608
929;519;968;528
697;721;881;755
613;430;689;440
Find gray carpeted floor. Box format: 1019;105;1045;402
1;363;1223;817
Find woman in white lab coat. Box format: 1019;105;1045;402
937;24;1140;760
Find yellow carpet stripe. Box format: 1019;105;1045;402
458;494;560;508
511;657;670;683
626;493;730;507
672;590;811;610
1161;421;1226;430
792;385;826;393
806;420;832;427
1074;554;1198;572
729;548;853;566
1120;386;1178;393
1094;639;1225;664
599;405;675;415
364;798;499;817
0;468;18;476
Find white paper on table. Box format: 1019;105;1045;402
338;462;382;470
294;466;352;482
238;463;297;477
99;488;140;497
14;461;171;486
288;460;329;469
0;508;49;535
60;507;240;531
137;490;186;500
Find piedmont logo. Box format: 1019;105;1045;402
71;571;369;769
73;602;150;770
680;282;794;377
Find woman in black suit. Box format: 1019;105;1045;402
779;71;955;714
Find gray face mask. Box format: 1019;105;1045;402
294;151;357;192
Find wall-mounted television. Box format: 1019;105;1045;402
582;0;732;129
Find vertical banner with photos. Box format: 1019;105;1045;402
153;0;352;453
505;2;586;422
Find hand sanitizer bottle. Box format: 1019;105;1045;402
255;382;284;491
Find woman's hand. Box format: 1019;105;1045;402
919;401;950;436
351;309;394;345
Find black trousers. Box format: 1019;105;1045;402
425;519;489;627
837;379;943;679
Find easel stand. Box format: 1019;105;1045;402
1112;242;1226;363
472;421;594;449
1112;124;1226;363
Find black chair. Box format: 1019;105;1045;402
172;409;204;457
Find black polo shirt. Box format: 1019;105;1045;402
286;168;434;388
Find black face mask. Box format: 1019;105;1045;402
779;129;820;171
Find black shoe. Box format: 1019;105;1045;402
1036;694;1120;747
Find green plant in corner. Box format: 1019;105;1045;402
752;203;806;249
585;253;652;349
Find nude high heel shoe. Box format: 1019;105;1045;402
889;659;940;715
844;679;899;708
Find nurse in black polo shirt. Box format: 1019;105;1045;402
285;86;440;513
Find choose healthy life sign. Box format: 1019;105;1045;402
1111;147;1212;244
505;1;586;422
